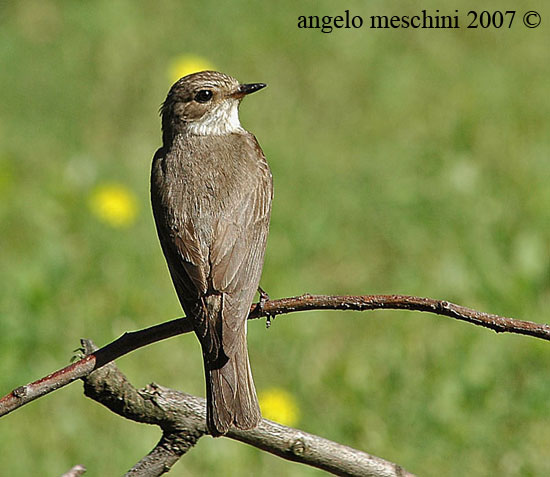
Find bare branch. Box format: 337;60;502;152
249;294;550;340
2;294;549;418
234;420;411;477
82;346;412;476
0;318;192;417
124;432;196;476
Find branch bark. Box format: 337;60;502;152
3;293;549;475
2;294;550;418
82;340;412;476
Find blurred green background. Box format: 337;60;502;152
1;0;549;475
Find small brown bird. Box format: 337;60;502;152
151;71;272;436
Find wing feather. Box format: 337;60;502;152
151;135;272;361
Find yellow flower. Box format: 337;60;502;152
259;388;299;426
89;183;138;228
168;54;215;83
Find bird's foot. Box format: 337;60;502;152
257;286;273;328
258;285;270;305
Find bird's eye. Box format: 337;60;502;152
194;90;213;103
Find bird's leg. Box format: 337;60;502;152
258;285;270;304
257;286;273;328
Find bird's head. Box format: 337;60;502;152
161;70;266;143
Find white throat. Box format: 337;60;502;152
187;100;244;136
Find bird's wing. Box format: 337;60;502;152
151;147;209;300
169;218;209;297
152;141;272;361
210;155;273;356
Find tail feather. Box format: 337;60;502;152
205;339;261;436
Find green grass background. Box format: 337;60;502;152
1;0;549;475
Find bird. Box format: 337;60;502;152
150;71;272;436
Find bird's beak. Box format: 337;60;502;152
232;83;267;99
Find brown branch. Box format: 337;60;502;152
0;317;192;417
249;294;550;340
2;294;550;418
82;342;412;476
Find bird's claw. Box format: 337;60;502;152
258;286;273;328
258;285;270;305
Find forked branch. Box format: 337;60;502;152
82;341;413;476
2;294;549;418
3;293;549;475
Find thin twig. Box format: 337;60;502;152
0;317;192;417
2;294;549;418
249;294;550;340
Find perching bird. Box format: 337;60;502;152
151;71;272;436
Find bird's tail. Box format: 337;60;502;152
204;337;261;436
